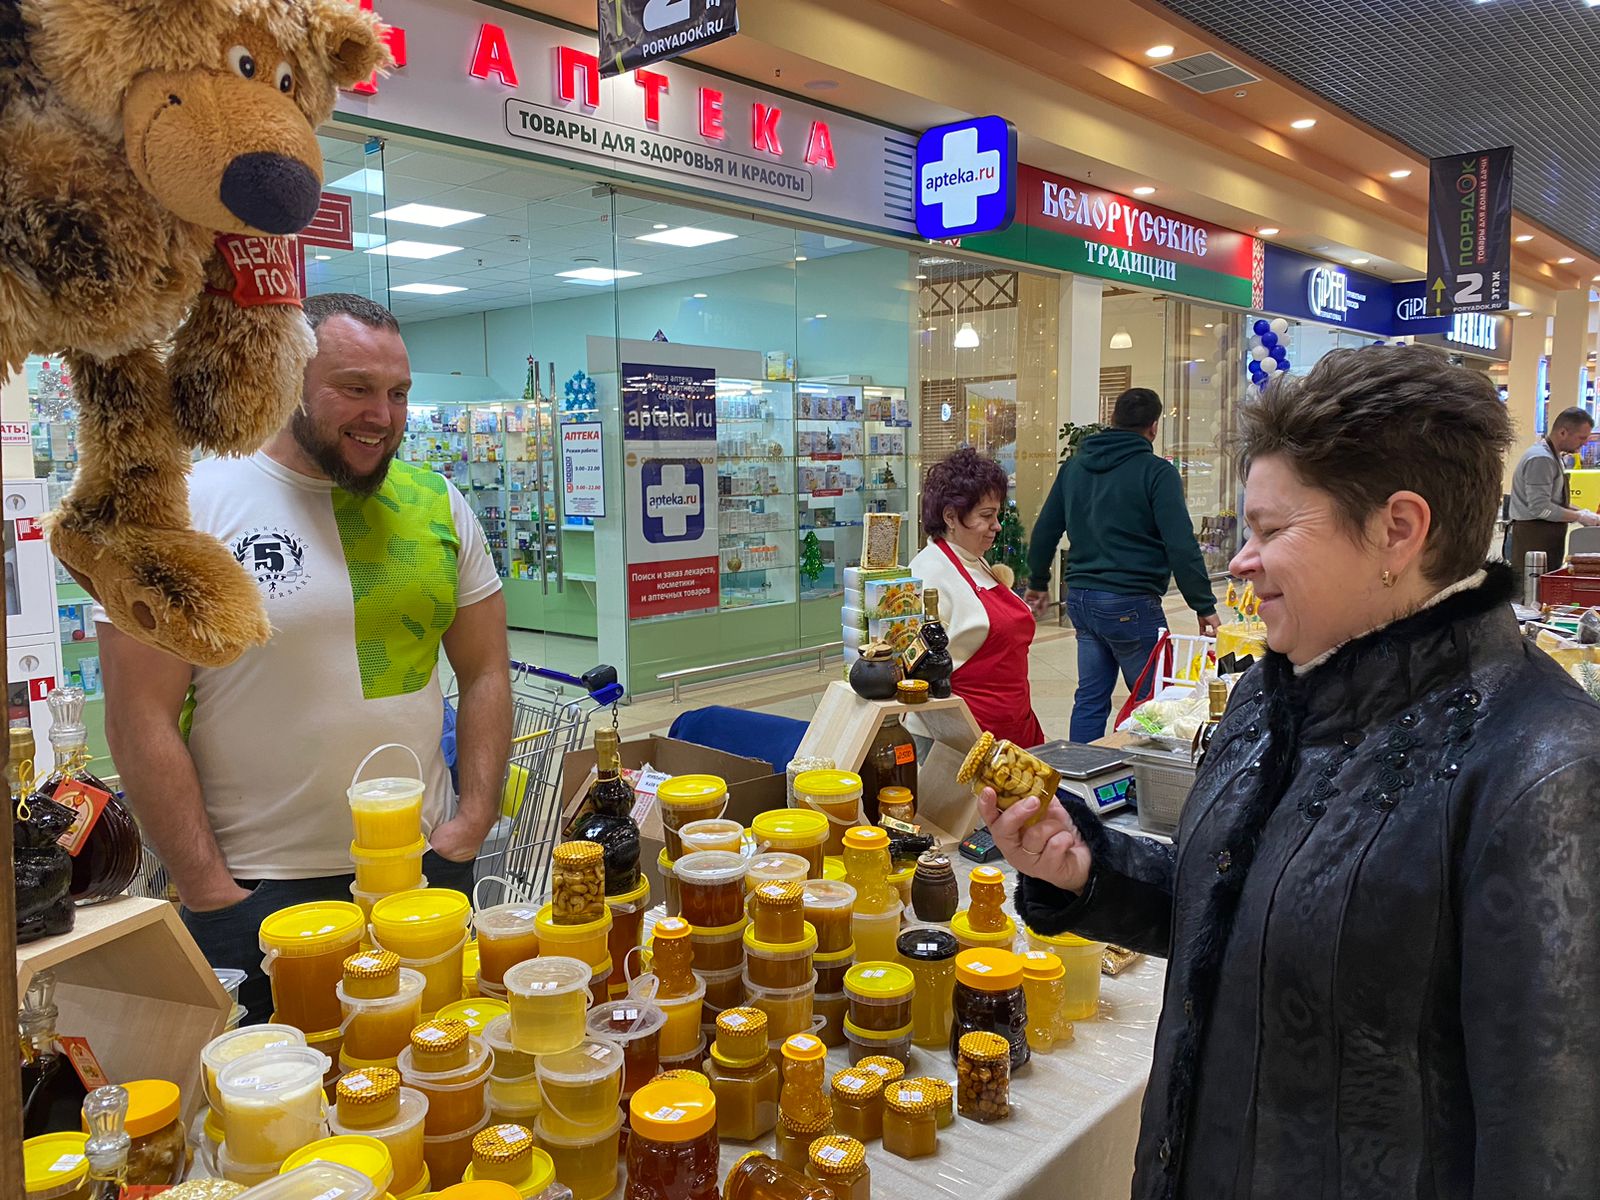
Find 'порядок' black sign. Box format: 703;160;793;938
598;0;739;78
1426;146;1514;315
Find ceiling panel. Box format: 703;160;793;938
1151;0;1600;256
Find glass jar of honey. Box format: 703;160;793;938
906;1076;953;1129
880;1082;937;1160
956;732;1061;824
806;1135;870;1200
467;1121;538;1187
342;950;401;1001
410;1019;471;1073
876;785;915;824
828;1070;883;1143
774;1109;833;1174
750;882;807;945
336;1066;403;1129
852;1056;905;1088
725;1152;839;1200
705;1009;779;1143
624;1078;720;1200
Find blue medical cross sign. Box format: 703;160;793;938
914;116;1018;239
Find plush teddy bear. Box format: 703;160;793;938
0;0;386;666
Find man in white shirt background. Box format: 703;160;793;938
100;293;511;1023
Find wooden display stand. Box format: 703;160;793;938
17;896;232;1124
794;681;985;842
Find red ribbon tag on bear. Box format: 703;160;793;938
211;234;304;307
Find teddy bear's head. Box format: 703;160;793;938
28;0;387;235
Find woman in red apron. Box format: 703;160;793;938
909;449;1045;748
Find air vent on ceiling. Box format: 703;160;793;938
1152;52;1260;94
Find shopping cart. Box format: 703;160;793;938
462;661;624;907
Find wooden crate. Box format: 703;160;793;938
794;681;984;841
17;896;232;1123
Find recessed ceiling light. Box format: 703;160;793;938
365;240;461;260
1132;186;1156;196
391;283;467;295
557;267;642;283
803;79;839;91
327;167;385;195
814;313;828;319
1558;256;1577;264
1517;311;1533;317
915;273;928;280
692;292;708;299
794;256;808;262
1351;257;1370;265
371;203;483;228
1514;234;1534;242
636;226;738;247
313;254;332;261
1145;44;1174;59
1388;169;1412;179
1290;118;1317;130
1203;323;1215;329
1258;227;1280;236
653;223;669;230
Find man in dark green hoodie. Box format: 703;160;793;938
1024;388;1219;743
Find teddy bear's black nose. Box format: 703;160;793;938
219;152;320;234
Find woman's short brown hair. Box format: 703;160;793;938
1237;344;1513;586
922;447;1008;537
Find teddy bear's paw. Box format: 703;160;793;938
169;363;301;458
66;527;271;667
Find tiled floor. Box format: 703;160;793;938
500;592;1201;744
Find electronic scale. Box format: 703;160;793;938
1031;740;1136;816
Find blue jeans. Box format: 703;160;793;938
180;850;476;1026
1067;588;1168;744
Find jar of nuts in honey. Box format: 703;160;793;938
551;841;607;926
955;732;1062;825
956;1031;1011;1123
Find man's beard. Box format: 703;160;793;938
291;407;396;498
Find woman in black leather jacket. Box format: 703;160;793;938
985;345;1600;1200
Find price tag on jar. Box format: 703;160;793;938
901;1089;924;1103
502;1126;529;1143
48;1155;84;1173
724;1013;747;1027
969;962;994;975
861;969;887;979
816;1144;849;1166
647;1106;689;1123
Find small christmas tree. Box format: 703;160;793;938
799;530;826;586
985;501;1028;585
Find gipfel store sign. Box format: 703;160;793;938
336;0;916;236
961;165;1259;307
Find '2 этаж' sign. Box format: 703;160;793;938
1426;146;1514;315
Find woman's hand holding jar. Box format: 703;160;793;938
976;786;1092;895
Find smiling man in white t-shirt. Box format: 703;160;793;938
99;293;511;1023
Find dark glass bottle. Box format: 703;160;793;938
906;588;954;699
31;688;141;904
1192;680;1230;768
12;724;76;944
861;717;917;825
569;726;641;894
21;970;89;1138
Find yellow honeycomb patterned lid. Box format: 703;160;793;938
808;1136;866;1177
956;730;998;784
472;1123;536;1165
958;1031;1011;1064
342;950;400;983
410;1019;469;1057
552;841;603;867
882;1080;936;1116
829;1069;883;1100
336;1067;400;1107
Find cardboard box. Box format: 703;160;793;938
561;736;787;898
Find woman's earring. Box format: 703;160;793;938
1381;569;1396;588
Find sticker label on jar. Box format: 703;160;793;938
345;1072;370;1089
308;1189;346;1200
839;1074;865;1089
860;969;887;979
620;1008;641;1021
724;1013;747;1027
862;1064;890;1078
416;1025;448;1043
790;1036;819;1051
816;1144;849;1165
901;1089;924;1103
916;942;941;954
588;1043;612;1061
969;962;994;974
502;1126;529;1143
894;743;916;766
48;1154;84;1173
350;955;383;971
52;778;112;857
511;909;538;921
647;1106;688;1122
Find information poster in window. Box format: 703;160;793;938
560;422;606;518
622;363;719;617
